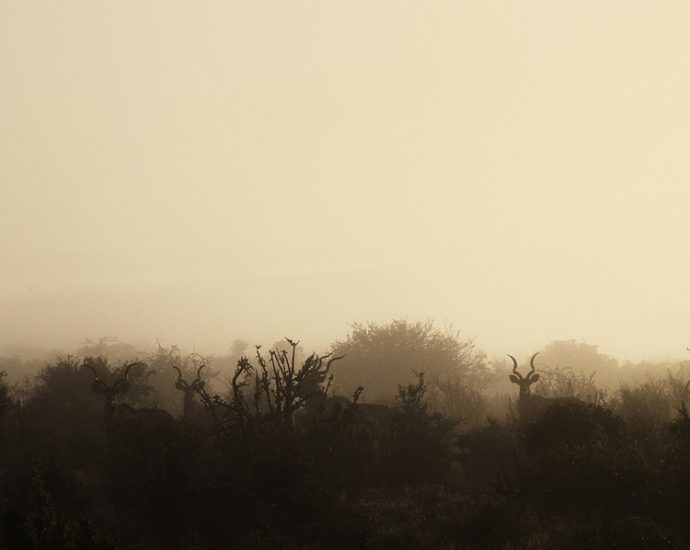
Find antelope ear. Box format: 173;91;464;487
115;381;130;394
509;374;520;384
528;373;540;383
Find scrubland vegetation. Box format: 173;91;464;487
1;322;690;548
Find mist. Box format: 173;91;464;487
6;3;690;547
3;2;690;363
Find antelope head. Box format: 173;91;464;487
173;363;207;394
508;353;540;400
86;361;141;420
173;363;208;421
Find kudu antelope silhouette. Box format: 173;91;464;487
172;363;207;422
304;389;398;436
508;352;579;421
86;360;139;427
295;354;396;436
86;360;173;432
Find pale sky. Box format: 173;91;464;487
2;2;690;361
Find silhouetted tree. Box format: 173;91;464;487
379;372;457;485
199;338;344;438
332;320;488;416
538;339;619;387
77;337;143;364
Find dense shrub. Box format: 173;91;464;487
3;341;690;548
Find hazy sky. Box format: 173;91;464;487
2;2;690;360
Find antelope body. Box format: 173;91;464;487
508;353;578;422
86;360;173;433
302;390;398;438
86;360;139;429
173;363;207;422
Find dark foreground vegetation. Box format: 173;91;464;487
1;323;690;549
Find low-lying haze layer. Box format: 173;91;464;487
2;2;690;360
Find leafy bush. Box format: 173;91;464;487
332;320;487;402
